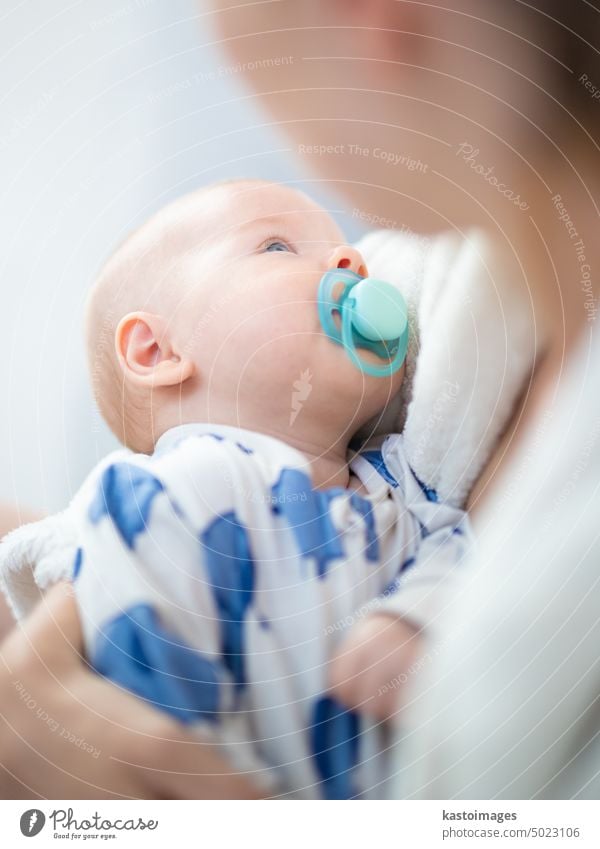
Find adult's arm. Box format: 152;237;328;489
0;581;264;798
389;447;600;799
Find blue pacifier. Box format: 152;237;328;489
317;268;408;377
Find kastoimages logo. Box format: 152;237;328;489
19;809;46;837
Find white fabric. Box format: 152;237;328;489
0;422;472;799
356;228;540;507
389;325;600;799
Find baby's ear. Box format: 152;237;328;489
115;311;195;388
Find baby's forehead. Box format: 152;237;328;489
198;180;341;238
129;180;343;269
208;180;322;220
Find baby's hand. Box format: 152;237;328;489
328;613;422;720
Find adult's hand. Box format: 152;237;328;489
0;582;264;799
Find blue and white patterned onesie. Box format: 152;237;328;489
0;422;472;799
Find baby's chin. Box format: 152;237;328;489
324;351;403;411
331;342;405;386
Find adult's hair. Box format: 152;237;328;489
525;1;600;128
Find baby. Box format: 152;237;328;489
0;179;471;798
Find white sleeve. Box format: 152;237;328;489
377;518;473;632
372;433;475;632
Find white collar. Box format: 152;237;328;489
154;422;311;471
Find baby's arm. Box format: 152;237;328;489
328;534;465;720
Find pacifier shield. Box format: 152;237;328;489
317;269;409;377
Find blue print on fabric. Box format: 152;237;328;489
88;463;164;549
419;519;431;539
236;442;253;455
92;604;220;724
360;450;399;488
270;468;345;578
410;466;438;502
349;493;379;561
200;511;254;693
311;696;360;800
208;432;252;455
400;556;416;573
72;547;83;580
383;577;400;597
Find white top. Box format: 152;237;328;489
0;421;472;798
390;324;600;799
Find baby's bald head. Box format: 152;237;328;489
85;177;393;456
86;178;265;451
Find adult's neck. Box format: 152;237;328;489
465;141;599;519
506;142;599;361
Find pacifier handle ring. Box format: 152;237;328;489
341;301;407;378
317;268;358;338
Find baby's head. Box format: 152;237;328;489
86;179;405;453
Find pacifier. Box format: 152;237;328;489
317;268;408;377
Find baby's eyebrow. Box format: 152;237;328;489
234;213;296;237
200;213;293;252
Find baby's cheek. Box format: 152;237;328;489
382;358;405;392
393;360;406;390
211;293;318;385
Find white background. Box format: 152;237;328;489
1;799;599;847
0;0;362;514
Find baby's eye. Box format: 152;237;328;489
263;239;292;253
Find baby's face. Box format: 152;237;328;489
175;181;405;428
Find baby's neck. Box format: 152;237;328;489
157;386;372;490
248;422;356;490
274;429;354;491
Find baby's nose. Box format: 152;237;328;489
328;245;369;278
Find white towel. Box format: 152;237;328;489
355;227;540;506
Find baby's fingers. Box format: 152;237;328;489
327;614;422;718
328;647;401;718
